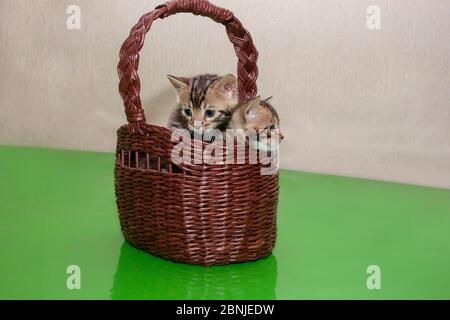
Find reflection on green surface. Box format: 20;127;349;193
1;146;450;299
111;242;278;300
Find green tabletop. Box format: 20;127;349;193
0;146;449;300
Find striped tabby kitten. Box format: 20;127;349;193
167;74;238;133
138;74;237;171
229;96;283;150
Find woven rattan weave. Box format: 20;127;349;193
115;0;279;266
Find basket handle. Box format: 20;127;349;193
118;0;259;133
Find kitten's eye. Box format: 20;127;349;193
205;110;216;118
183;108;192;117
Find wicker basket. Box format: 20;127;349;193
115;0;279;266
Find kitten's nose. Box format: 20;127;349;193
193;121;203;129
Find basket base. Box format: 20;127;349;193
123;235;276;267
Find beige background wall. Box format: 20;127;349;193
0;0;449;189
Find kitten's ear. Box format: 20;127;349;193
167;75;189;93
214;74;238;101
245;96;262;121
263;96;274;103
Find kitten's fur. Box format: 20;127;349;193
139;74;237;171
137;76;282;171
167;74;238;133
228;96;283;152
229;96;283;137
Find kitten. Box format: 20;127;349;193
167;74;238;134
228;96;283;151
137;74;238;171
